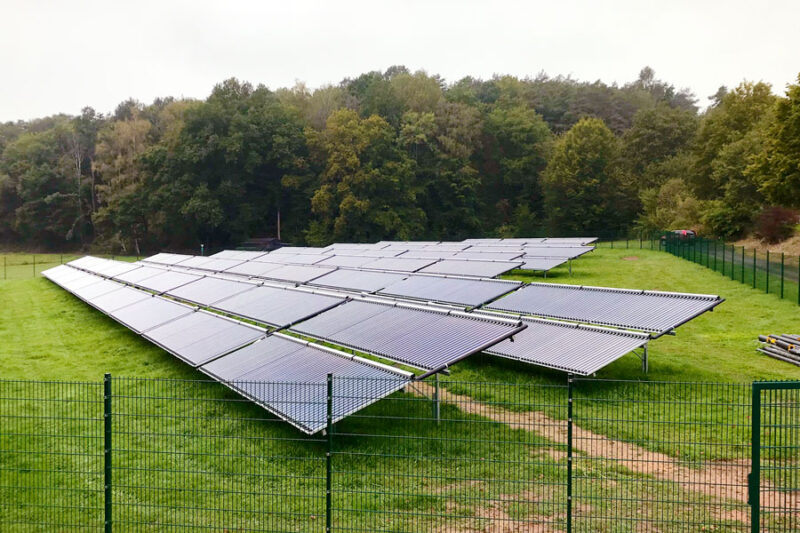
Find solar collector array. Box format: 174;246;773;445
224;260;285;278
519;257;570;272
308;269;407;293
111;297;196;333
377;275;521;307
258;264;336;284
361;257;437;273
291;299;525;373
89;286;152;314
127;270;203;294
521;246;594;259
209;250;269;261
486;283;723;335
201;334;411;434
54;251;723;384
143;310;266;367
166;276;259;307
42;263;411;434
143;253;193;266
418;259;523;278
485;317;650;375
210;285;346;328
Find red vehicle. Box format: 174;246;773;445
661;229;697;240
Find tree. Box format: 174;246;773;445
543;117;634;235
342;71;405;126
66;107;103;242
306;109;425;244
398;102;484;238
626;66;698;112
390;71;443;113
637;177;702;232
692;81;776;199
0;122;80;247
481;104;552;234
622;102;697;189
92;109;153;252
749;75;800;208
689;81;776;236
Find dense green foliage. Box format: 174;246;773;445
1;67;798;251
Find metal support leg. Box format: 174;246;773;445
569;259;572;276
642;345;649;373
434;374;441;425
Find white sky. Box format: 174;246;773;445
1;0;798;122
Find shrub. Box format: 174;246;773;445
755;206;800;243
702;201;754;240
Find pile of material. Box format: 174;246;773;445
758;334;800;366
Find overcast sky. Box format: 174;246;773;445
1;0;798;122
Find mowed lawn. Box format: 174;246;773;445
1;246;798;382
1;247;799;531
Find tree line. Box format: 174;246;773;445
1;66;798;253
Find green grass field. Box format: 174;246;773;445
1;247;798;531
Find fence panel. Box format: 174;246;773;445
330;377;568;532
0;379;104;531
663;237;800;306
752;382;800;533
109;377;326;532
0;254;145;280
3;375;800;531
572;378;752;532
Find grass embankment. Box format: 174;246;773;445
1;248;798;531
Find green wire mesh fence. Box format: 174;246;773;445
1;376;798;532
0;254;141;280
663;236;800;306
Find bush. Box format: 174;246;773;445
702;201;754;240
755;206;800;243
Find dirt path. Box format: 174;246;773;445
413;383;799;513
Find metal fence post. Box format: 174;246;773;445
566;375;573;533
433;374;441;425
750;384;761;533
780;252;784;299
3;256;5;280
326;373;333;533
722;243;726;276
713;241;717;272
32;255;35;278
798;255;800;306
766;251;770;294
104;373;112;533
730;245;735;280
753;249;757;289
741;246;745;283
